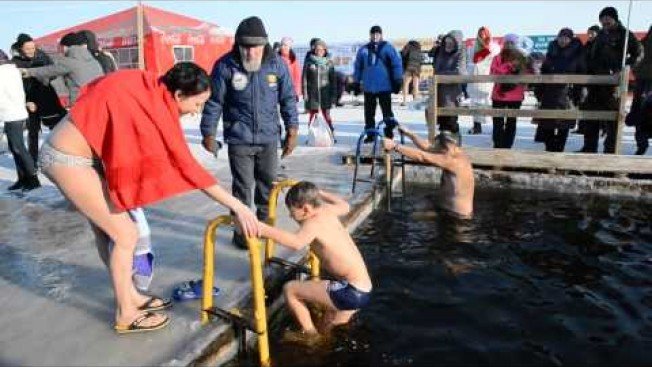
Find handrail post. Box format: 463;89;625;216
427;75;438;144
201;215;232;324
247;237;271;367
265;179;299;261
385;152;392;211
615;66;630;155
308;251;320;279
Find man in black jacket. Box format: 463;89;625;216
580;7;643;154
11;33;67;165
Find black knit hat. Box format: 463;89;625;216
15;33;33;48
599;6;618;21
588;25;601;33
60;32;84;47
370;25;382;34
235;16;268;46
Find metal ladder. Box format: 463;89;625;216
352;121;407;200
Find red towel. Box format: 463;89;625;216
70;70;217;211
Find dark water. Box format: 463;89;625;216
265;186;652;366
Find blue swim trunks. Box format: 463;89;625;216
327;280;372;311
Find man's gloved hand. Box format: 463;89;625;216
281;127;299;158
202;135;217;154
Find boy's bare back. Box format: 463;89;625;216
303;205;372;291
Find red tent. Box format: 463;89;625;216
33;4;234;76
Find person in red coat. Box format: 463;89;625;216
39;62;260;334
279;36;303;101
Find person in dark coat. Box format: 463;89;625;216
400;40;423;105
302;39;337;135
200;16;299;249
431;31;466;141
580;6;643;153
534;28;586;152
11;33;67;165
628;25;652;154
573;25;601;135
78;30;118;74
334;70;347;107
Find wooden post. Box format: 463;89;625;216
136;1;145;70
426;75;438;144
615;66;630;155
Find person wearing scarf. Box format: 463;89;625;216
467;26;500;134
40;62;259;334
302;39;337;136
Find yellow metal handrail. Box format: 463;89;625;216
201;215;270;367
264;179;321;280
264;179;299;262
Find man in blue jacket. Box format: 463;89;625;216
201;16;299;249
354;25;403;142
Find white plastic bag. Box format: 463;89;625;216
307;114;334;147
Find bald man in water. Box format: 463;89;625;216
383;126;474;218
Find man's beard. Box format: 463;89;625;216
240;47;262;72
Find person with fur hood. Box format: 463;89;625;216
466;26;500;134
430;31;467;142
534;28;586;152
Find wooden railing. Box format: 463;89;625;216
427;69;630;154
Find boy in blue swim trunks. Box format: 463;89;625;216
260;181;372;334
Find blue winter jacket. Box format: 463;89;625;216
200;46;299;145
353;41;403;93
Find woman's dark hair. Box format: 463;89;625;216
285;181;322;209
161;62;211;96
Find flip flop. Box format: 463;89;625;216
114;312;170;334
172;280;220;301
138;296;172;312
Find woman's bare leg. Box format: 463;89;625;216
401;75;412;104
45;164;165;327
412;76;420;101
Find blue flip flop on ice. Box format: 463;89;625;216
172;280;220;301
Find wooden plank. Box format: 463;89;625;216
342;148;652;174
615;67;630;154
434;74;619;85
426;75;437;143
438;107;617;121
464;147;652;174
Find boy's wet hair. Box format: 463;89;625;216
285;181;322;209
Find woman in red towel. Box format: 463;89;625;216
39;62;260;334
